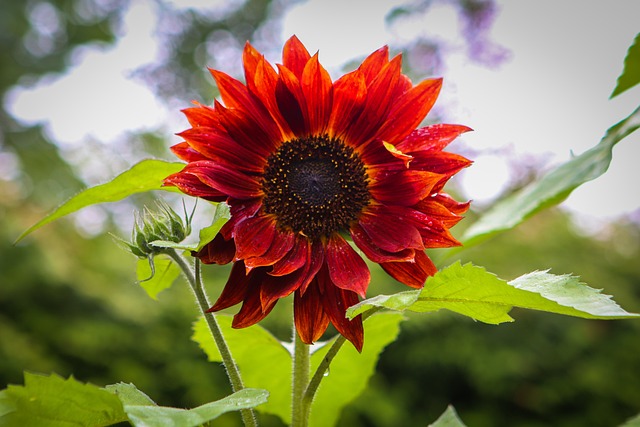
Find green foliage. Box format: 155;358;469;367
621;413;640;427
136;256;182;299
0;372;128;427
16;160;184;243
459;105;640;249
122;388;268;427
192;313;403;426
611;32;640;98
348;262;638;323
429;406;467;427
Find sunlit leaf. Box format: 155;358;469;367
105;382;156;406
611;32;640;98
309;312;404;427
459;106;640;249
136;255;182;300
429;406;467;427
123;388;268;427
192;313;403;426
620;413;640;427
0;372;127;427
16;159;184;243
348;262;639;323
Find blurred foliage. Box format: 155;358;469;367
2;1;639;427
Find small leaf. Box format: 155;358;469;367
123;388;268;427
429;405;467;427
192;313;403;426
16;159;184;243
459;105;640;250
348;262;639;323
611;32;640;98
0;372;127;427
620;413;640;427
105;382;157;407
136;255;181;300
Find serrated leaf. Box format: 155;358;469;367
611;32;640;98
105;382;156;407
0;372;127;427
429;405;467;427
136;256;181;300
309;312;404;427
192;313;403;426
347;262;639;323
123;388;268;427
16;159;184;243
459;105;640;250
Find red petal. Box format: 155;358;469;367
414;196;468;228
215;101;279;158
393;207;463;248
170;141;207;162
345;56;402;147
297;240;325;295
242;41;262;87
350;223;415;263
358;45;389;84
294;279;330;344
396;124;473;153
182;103;219;128
270;234;309;276
370;170;444;206
283;35;311;79
430;193;471;216
377;78;442;144
325;233;370;297
252;57;294;139
179;127;267;172
300;53;333;135
233;215;277;260
232;269;277;328
276;64;308;136
245;227;296;269
193;232;235;265
163;170;227;202
318;266;364;352
209;68;284;143
327;69;367;138
358;205;424;252
380;250;437;288
260;263;309;310
410;151;473;176
185;161;262;199
207;261;251;311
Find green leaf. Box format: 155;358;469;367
123;388;268;427
611;32;640;98
347;262;639;323
429;406;467;427
150;202;230;252
192;313;403;426
620;413;640;427
0;372;128;427
459;105;640;249
136;255;182;300
104;382;156;407
309;312;404;427
16;159;184;243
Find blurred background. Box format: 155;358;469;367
1;0;639;426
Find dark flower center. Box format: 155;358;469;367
262;135;370;239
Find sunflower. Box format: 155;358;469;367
164;36;471;351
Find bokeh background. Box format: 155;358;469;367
1;1;639;426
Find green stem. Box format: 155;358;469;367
291;327;311;427
302;335;346;412
167;249;257;427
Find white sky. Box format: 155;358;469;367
6;0;640;227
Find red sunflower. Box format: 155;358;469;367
164;35;471;351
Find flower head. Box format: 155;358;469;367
164;36;471;351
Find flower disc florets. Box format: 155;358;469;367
262;135;370;239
